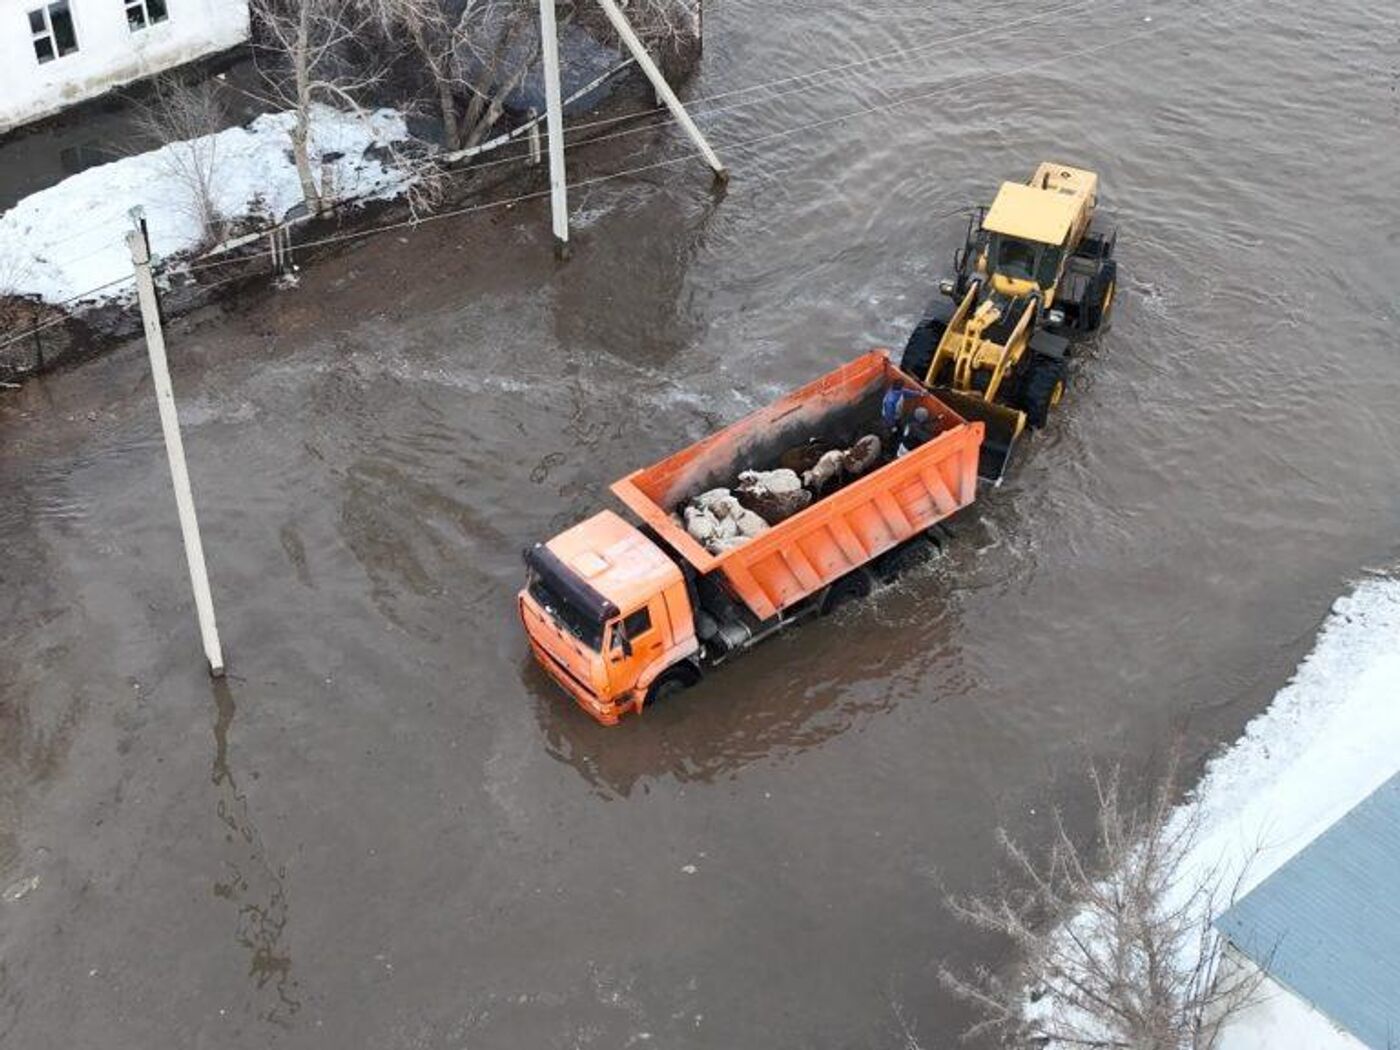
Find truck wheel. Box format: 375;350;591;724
1081;259;1118;332
900;319;946;384
646;664;699;706
822;571;872;615
1020;355;1067;429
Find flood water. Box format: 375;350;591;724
2;0;1398;1046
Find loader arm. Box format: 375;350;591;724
983;300;1037;404
926;282;981;388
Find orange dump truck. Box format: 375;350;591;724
518;350;985;725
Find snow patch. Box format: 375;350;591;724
1033;574;1400;1045
1178;576;1400;901
0;105;414;307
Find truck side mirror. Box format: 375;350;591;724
610;624;633;659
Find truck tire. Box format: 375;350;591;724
1020;354;1067;429
1081;259;1118;332
822;570;872;615
900;318;947;384
645;664;699;706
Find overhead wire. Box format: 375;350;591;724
241;8;1197;259
3;4;1199;357
433;0;1128;180
185;0;1171;272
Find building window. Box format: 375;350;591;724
28;1;79;63
125;0;168;31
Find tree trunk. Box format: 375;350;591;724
290;111;322;215
439;80;461;151
292;1;322;215
463;41;540;148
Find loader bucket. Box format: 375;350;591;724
929;387;1025;482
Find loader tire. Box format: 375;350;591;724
1021;355;1067;429
900;318;947;385
1081;259;1118;332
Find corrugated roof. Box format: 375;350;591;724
1215;772;1400;1049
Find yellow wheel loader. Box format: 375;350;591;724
901;162;1118;480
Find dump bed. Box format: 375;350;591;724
611;351;984;621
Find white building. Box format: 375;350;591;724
0;0;249;133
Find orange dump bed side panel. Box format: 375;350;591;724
611;351;984;621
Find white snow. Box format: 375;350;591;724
1217;970;1366;1050
0;104;415;308
1176;575;1400;905
1034;574;1400;1046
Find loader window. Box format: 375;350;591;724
990;235;1039;281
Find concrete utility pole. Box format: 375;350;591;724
535;0;726;247
594;0;727;183
126;230;226;677
538;0;570;253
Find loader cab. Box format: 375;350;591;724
980;177;1091;304
987;233;1064;289
518;511;697;724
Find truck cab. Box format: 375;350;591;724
518;511;697;724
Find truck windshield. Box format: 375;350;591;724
526;568;604;651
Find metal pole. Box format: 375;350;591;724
126;230;226;677
594;0;727;182
537;0;569;252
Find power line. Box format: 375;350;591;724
2;5;1200;358
282;8;1196;257
181;0;1150;273
562;0;1121;139
437;0;1128;182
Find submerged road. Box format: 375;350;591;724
2;0;1398;1045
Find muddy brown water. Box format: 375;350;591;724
2;0;1399;1046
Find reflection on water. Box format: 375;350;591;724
210;679;301;1027
531;576;968;797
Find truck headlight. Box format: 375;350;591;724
1045;308;1066;326
938;278;956;297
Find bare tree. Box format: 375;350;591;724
250;0;389;213
128;76;227;245
361;0;467;148
940;760;1266;1049
368;0;701;153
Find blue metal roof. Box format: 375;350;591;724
1215;772;1400;1049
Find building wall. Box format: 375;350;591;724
0;0;250;133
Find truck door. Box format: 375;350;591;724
606;603;665;700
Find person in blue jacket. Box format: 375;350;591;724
882;381;923;435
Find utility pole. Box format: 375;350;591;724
594;0;727;183
538;0;570;254
126;229;226;677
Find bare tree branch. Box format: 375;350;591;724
940;753;1269;1049
127;75;228;246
